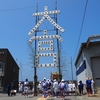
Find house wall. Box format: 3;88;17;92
77;69;86;84
76;49;87;84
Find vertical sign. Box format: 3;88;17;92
28;6;65;67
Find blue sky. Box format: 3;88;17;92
0;0;100;81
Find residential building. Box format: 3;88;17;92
0;48;19;92
75;35;100;91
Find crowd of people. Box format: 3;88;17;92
35;77;76;100
17;77;95;99
18;78;76;100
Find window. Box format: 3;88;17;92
0;77;1;86
0;62;3;72
14;68;15;72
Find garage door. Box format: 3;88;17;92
91;57;100;87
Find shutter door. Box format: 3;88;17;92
91;57;100;87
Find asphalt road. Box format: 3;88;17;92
0;93;78;100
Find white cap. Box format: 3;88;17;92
43;77;46;81
61;79;64;82
54;79;56;82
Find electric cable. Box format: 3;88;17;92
0;6;35;12
72;0;88;62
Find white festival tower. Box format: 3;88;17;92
28;6;65;67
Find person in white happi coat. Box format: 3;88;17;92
91;78;95;94
18;82;23;94
24;79;29;98
37;81;42;94
47;79;52;96
72;82;76;95
59;79;66;100
53;79;59;98
41;77;48;100
68;81;73;95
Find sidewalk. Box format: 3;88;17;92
0;93;77;100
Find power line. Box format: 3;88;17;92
0;6;35;12
72;0;88;62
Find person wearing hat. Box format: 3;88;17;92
68;81;73;95
72;81;76;95
91;78;94;94
18;82;23;95
41;77;49;99
59;79;66;100
47;79;52;96
37;81;42;95
86;77;92;97
53;79;59;98
78;80;84;95
24;79;29;98
47;79;51;89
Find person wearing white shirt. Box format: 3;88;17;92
37;81;42;95
53;79;59;98
68;81;73;95
24;79;29;98
59;79;66;100
41;77;48;100
72;82;76;95
18;82;23;94
91;78;94;94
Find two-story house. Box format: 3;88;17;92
0;48;19;92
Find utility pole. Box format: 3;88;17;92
55;0;62;82
34;4;38;96
71;57;73;82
